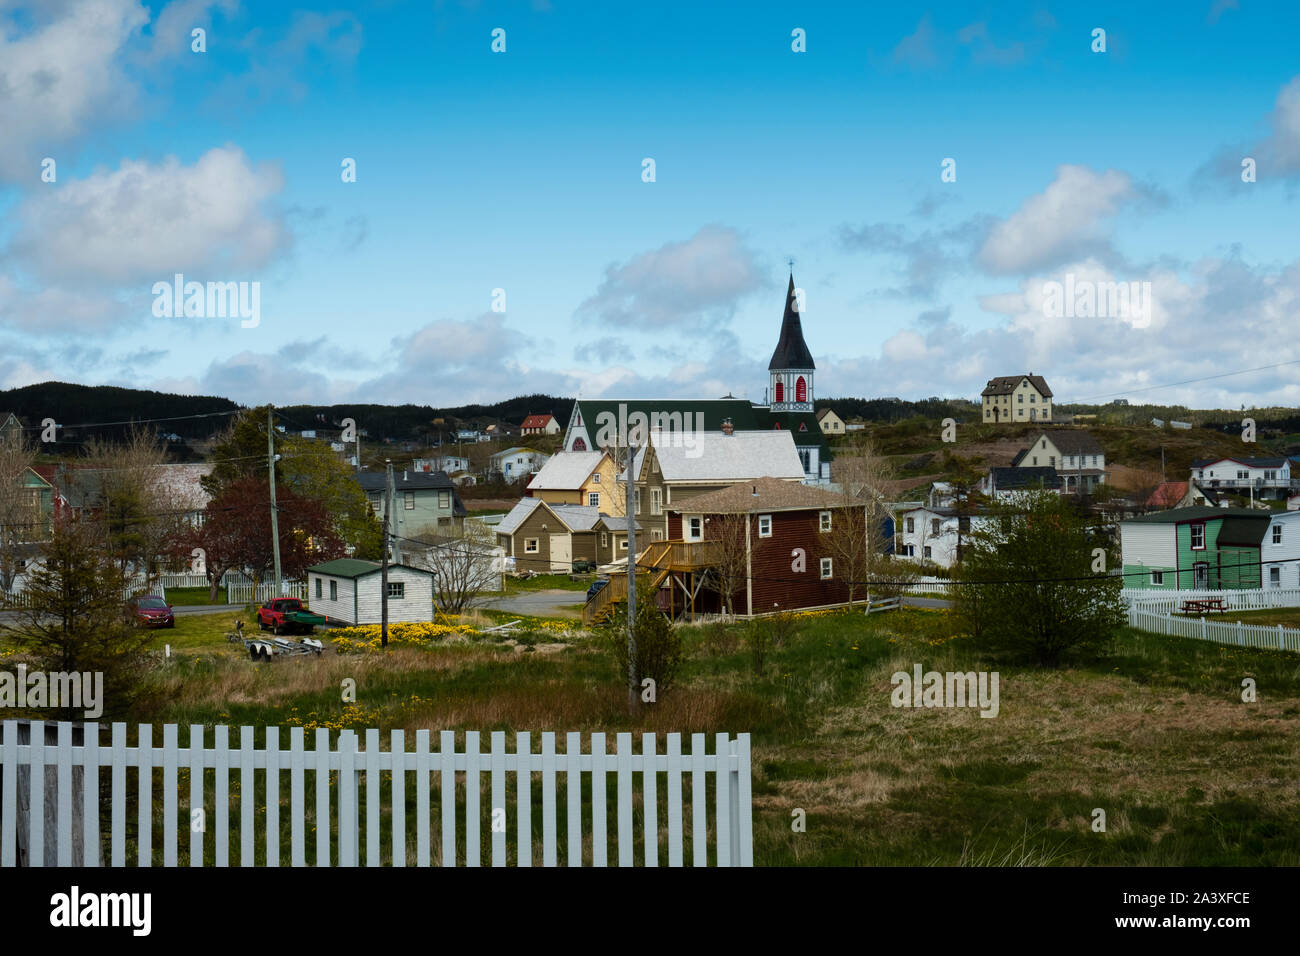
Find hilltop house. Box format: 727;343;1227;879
526;450;623;514
520;413;560;436
355;469;466;542
1120;506;1268;590
1145;480;1218;510
896;506;996;568
1014;430;1106;493
816;408;845;436
979;466;1063;501
413;454;471;475
980;374;1053;424
628;426;806;541
496;498;638;573
560;276;831;484
490;446;548;483
1191;457;1295;501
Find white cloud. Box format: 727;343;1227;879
576;225;765;331
11;146;288;285
976;165;1138;274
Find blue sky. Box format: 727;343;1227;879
1;0;1299;410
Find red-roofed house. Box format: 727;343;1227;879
1145;479;1217;510
520;413;560;436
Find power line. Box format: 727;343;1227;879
1065;358;1300;405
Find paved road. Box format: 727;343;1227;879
174;604;245;617
902;596;954;609
484;589;585;620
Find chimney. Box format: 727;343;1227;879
721;419;734;436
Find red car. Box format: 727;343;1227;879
129;595;175;628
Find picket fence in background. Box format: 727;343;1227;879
1127;606;1300;652
226;580;308;604
1121;586;1300;615
0;722;753;867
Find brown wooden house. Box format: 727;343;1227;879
497;497;640;573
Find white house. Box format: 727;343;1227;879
306;558;434;625
896;507;995;569
1013;430;1106;494
490;446;549;483
414;455;470;475
1191;457;1295;500
1260;510;1300;588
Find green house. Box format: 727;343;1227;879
1120;506;1268;590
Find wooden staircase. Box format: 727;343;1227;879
581;541;715;626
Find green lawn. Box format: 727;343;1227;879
6;604;1298;865
1215;607;1300;628
503;573;594;593
162;586;229;606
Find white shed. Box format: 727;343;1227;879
306;558;435;625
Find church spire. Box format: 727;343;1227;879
768;273;815;371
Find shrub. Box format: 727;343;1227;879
604;581;683;696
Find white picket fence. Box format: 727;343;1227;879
1127;606;1300;652
1122;587;1300;615
901;577;955;595
0;722;753;867
158;571;258;591
227;580;308;604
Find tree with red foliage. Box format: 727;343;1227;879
177;476;346;601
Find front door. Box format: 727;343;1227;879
549;533;571;572
1193;562;1209;590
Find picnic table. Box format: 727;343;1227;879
1179;598;1229;614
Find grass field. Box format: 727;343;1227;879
58;604;1295;866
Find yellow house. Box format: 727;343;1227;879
525;450;625;515
815;408;845;435
980;374;1053;424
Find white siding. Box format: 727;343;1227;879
354;566;434;625
1261;511;1300;588
1120;523;1176;569
307;574;358;624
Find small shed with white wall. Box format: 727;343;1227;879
306;558;435;625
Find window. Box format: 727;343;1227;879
315;579;322;599
1237;470;1248;480
592;473;600;483
819;511;832;532
387;582;404;599
438;491;450;509
634;490;642;514
651;529;664;541
1018;394;1024;403
1266;470;1277;480
600;532;608;547
651;489;662;515
588;492;600;508
329;580;337;601
795;377;807;403
1190;524;1205;550
905;517;915;533
819;557;832;579
923;546;932;560
774;381;784;402
1030;394;1036;402
368;491;382;509
688;517;702;539
524;538;539;553
573;437;587;451
1150;571;1164;586
1041;439;1047;449
1091;456;1098;467
619;539;628;550
1274;525;1283;544
1270;566;1281;586
404;491;415;510
1032;456;1038;465
1049;456;1056;467
758;515;773;537
930;519;940;535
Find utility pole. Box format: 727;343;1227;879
267;406;283;596
381;459;393;648
388;460;401;565
625;444;638;714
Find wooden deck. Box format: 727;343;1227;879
581;540;723;625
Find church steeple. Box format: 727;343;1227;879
768;273;814;411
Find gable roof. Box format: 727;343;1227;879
497;496;637;535
815;408;839;421
355;469;466;516
1146;481;1189;508
1191;456;1288;468
768;275;815;370
491;445;541;460
632;430;805;483
526;451;606;490
307;558;433;578
1124;505;1266;524
497;497;547;535
989;466;1062;490
1034;429;1103;456
520;414;555;429
981;374;1053;398
675;476;856;514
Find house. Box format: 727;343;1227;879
815;408;845;435
1190;457;1296;500
355;469;467;542
306;558;435;625
490;446;549;483
896;506;995;568
1145;480;1218;510
980;466;1063;501
629;425;806;541
527;451;623;514
980;374;1053;423
520;413;561;436
1260;511;1300;589
413;454;470;475
560;275;832;484
1120;506;1269;590
1014;430;1106;493
496;498;638;573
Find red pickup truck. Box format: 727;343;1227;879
256;598;327;635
